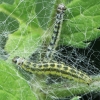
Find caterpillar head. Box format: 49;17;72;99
57;4;66;13
12;56;25;65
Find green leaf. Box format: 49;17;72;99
0;59;36;100
0;0;43;55
35;0;57;29
0;12;19;34
61;0;100;48
0;0;14;4
71;96;81;100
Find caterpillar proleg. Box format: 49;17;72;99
45;4;66;60
12;56;92;84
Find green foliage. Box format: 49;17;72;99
0;0;100;100
71;96;81;100
61;0;100;47
0;59;36;100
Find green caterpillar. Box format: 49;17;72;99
45;4;66;60
12;56;92;84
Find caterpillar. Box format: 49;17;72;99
45;4;66;60
12;56;92;84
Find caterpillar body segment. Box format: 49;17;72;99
12;56;92;84
46;4;66;60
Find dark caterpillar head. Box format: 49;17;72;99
12;56;25;65
12;56;19;63
57;4;66;13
